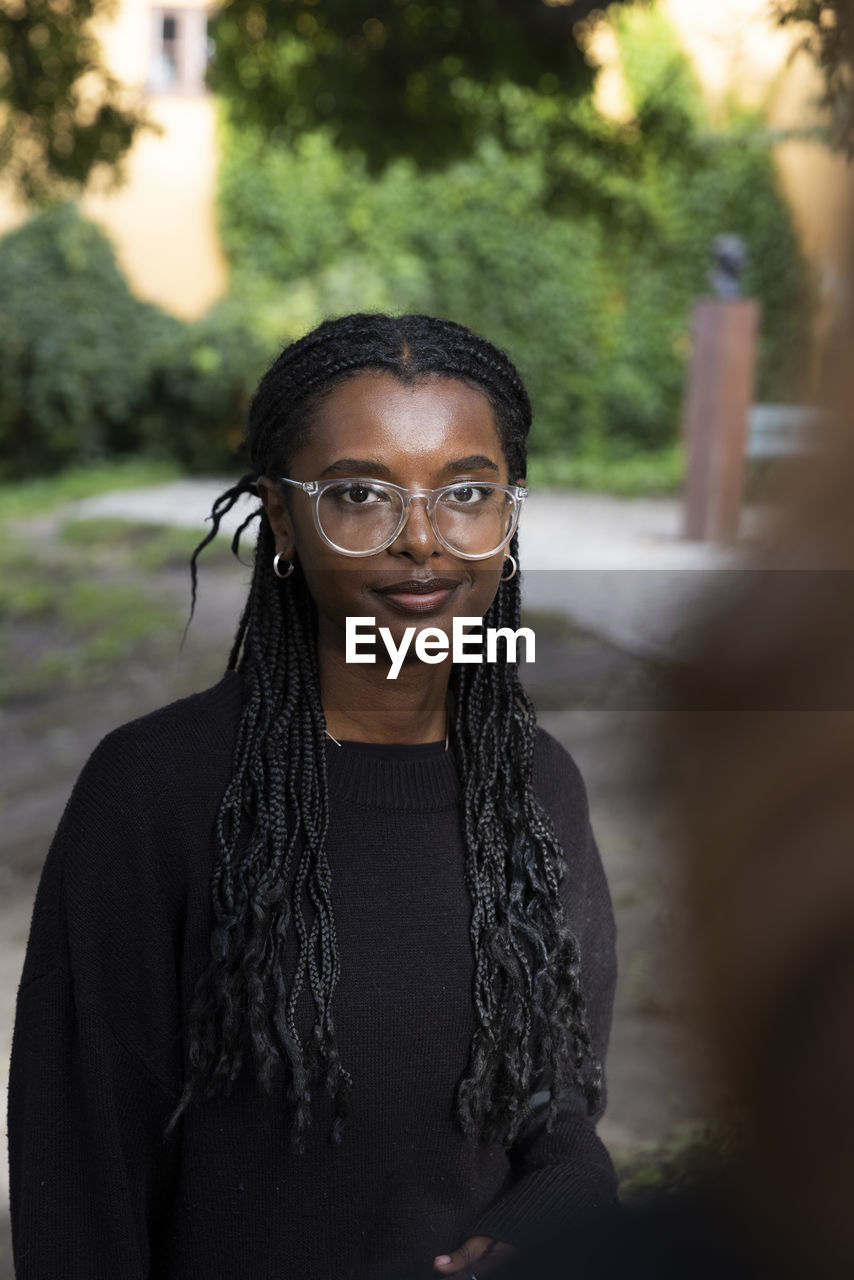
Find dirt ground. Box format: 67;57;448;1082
0;555;702;1277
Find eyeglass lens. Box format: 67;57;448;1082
317;482;516;556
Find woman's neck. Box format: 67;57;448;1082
318;641;451;744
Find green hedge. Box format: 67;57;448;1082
0;205;269;479
138;296;270;470
0;204;179;477
216;6;810;458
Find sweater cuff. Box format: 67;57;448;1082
467;1140;618;1251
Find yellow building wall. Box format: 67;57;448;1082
0;0;227;319
81;94;227;320
86;0;227;318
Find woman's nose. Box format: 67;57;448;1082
391;496;442;560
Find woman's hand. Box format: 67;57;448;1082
434;1235;517;1275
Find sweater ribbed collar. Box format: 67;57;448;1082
324;737;459;811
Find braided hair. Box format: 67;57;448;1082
167;313;601;1149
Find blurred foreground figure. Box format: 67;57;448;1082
503;242;854;1280
671;310;854;1280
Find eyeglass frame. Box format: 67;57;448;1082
276;475;528;560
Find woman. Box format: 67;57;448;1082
8;313;617;1279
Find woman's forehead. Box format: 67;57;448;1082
300;370;505;469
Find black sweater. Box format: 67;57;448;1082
8;672;618;1280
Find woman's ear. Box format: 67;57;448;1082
256;476;296;559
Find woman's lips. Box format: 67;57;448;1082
373;580;460;614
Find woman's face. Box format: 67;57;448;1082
258;370;521;661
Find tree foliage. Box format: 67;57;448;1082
216;8;810;459
0;204;268;477
0;0;627;203
0;0;149;204
0;203;176;472
773;1;854;151
208;0;627;171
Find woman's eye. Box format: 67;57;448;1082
333;483;387;505
448;484;490;504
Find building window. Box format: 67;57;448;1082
149;8;212;95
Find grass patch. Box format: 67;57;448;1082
0;515;185;705
0;534;53;620
615;1122;719;1201
59;517;160;548
59;517;236;570
0;505;247;705
62;578;172;637
0;575;177;703
527;442;684;496
0;458;181;522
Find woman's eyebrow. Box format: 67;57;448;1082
318;455;501;478
319;459;392;476
441;455;500;475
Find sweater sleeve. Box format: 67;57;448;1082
8;970;182;1279
466;733;619;1250
7;727;186;1279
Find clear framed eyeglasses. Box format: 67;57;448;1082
278;476;528;560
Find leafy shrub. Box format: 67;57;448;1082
0;205;272;478
140;297;271;471
216;5;810;459
0;203;180;477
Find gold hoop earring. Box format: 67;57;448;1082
500;553;517;582
273;554;295;579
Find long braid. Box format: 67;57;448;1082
452;534;600;1144
169;518;351;1144
168;313;600;1149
